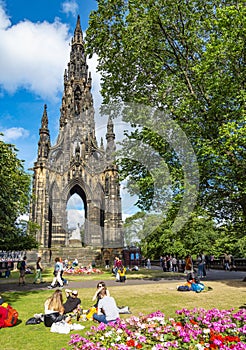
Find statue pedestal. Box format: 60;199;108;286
68;239;82;247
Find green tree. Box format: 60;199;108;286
86;1;246;236
137;206;219;259
123;211;145;246
0;138;38;251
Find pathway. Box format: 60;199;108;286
0;269;245;293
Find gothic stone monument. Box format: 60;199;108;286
30;16;123;264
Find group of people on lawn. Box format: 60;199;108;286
43;256;126;327
21;255;127;327
43;280;119;327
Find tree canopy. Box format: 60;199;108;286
86;0;246;247
0;138;38;251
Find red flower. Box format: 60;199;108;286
224;335;240;343
126;339;135;347
190;319;198;325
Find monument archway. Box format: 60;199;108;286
66;188;85;244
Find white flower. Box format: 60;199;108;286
203;328;210;334
105;331;113;337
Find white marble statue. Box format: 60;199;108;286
70;223;81;241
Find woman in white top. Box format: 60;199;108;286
93;287;119;324
44;289;70;326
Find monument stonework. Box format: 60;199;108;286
30;16;123;263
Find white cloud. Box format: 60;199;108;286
0;2;102;104
67;193;84;210
1;127;29;142
0;1;10;30
87;54;103;109
67;209;85;229
0;4;70;101
61;1;79;17
17;213;29;222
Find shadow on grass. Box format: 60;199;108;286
15;319;23;326
219;279;246;289
1;290;46;305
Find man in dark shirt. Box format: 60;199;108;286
18;256;27;286
63;289;81;319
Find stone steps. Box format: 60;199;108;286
27;247;102;267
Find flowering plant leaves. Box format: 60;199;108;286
67;308;246;349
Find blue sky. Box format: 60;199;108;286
0;0;99;168
0;0;137;224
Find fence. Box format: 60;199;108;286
150;258;246;271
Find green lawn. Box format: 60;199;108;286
0;269;245;350
3;267;185;284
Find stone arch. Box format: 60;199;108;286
63;178;92;205
67;183;87;220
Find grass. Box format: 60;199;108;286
4;267;184;283
0;269;245;350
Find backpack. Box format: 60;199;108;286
177;285;190;292
0;304;18;327
86;307;97;320
17;261;22;270
191;282;205;293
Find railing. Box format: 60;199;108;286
0;261;16;278
149;258;246;271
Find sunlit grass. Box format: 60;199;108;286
0;269;245;350
6;267;184;283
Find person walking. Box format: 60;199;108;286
33;257;44;284
18;256;27;286
184;254;193;275
197;254;204;278
48;257;63;289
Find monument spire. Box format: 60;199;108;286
106;116;116;161
37;104;50;160
59;15;94;137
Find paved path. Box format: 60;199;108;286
0;269;245;293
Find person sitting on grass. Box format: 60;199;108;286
63;289;81;320
91;281;131;315
93;287;119;324
92;281;110;307
44;289;71;327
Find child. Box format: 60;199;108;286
118;266;126;283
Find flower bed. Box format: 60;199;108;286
63;267;102;275
66;308;246;349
